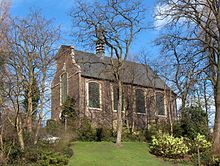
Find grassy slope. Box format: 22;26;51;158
68;142;191;166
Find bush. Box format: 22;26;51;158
95;127;115;142
191;146;220;166
194;133;211;152
173;106;208;139
192;148;220;166
60;96;78;127
144;125;159;142
190;134;212;166
7;144;23;164
46;119;63;137
53;133;74;157
96;128;104;141
63;146;74;158
77;117;96;141
150;132;189;159
23;143;69;166
77;119;115;141
122;127;146;142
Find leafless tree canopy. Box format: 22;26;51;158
70;0;146;58
0;9;61;162
155;0;220;154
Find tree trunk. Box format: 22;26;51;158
116;80;123;145
0;124;3;161
197;147;201;166
34;74;45;144
27;82;33;133
167;90;173;135
213;45;220;155
0;107;3;159
33;109;42;145
26;64;34;133
131;86;135;133
16;116;24;151
203;81;209;132
181;92;187;112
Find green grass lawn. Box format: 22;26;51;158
68;142;191;166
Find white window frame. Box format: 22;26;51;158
86;80;102;110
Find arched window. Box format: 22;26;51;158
156;92;165;115
88;82;100;108
135;89;145;113
60;72;67;104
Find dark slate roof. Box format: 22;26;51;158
74;50;167;90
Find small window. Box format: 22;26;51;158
61;72;67;104
135;89;145;113
113;86;125;111
88;82;100;108
156;92;165;115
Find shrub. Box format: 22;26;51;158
60;96;78;125
29;150;68;166
192;148;220;166
23;143;69;166
46;119;63;137
53;133;74;158
77;117;96;141
95;127;115;142
7;144;22;164
96;128;104;141
173;106;208;139
63;146;74;158
190;133;212;166
122;127;146;142
194;133;211;152
144;125;159;142
150;133;189;159
76;117;115;142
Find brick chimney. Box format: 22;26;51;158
96;27;105;56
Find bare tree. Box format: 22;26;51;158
155;33;205;109
0;0;10;51
155;0;220;154
70;0;146;145
2;10;61;150
0;0;11;162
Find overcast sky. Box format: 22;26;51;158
9;0;161;58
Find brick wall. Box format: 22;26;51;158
51;45;81;120
51;45;177;129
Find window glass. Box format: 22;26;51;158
61;73;67;104
156;92;165;115
88;82;100;108
135;89;145;113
